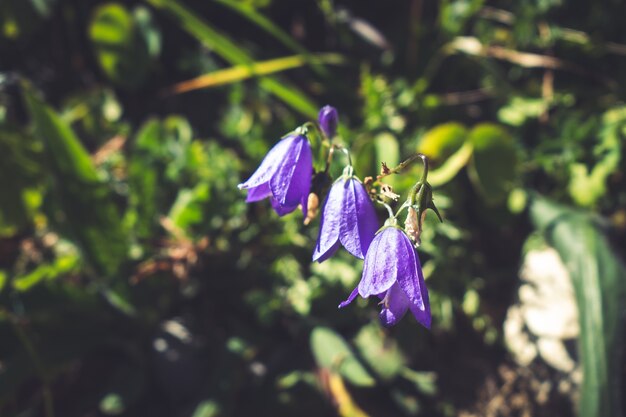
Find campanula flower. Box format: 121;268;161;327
238;134;312;217
318;105;338;138
339;226;431;328
313;171;378;262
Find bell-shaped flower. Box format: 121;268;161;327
318;105;338;138
339;226;431;328
313;172;378;262
238;134;312;217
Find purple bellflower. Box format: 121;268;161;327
318;105;338;138
313;168;378;262
339;226;431;328
238;134;312;217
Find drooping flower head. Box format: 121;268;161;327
238;134;312;217
339;225;431;328
313;167;378;262
318;105;338;139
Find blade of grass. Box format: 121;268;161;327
213;0;329;77
144;0;318;117
167;53;344;94
530;197;625;417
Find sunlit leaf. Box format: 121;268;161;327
354;323;405;380
467;123;518;204
418;122;467;161
169;53;344;94
310;327;375;387
428;141;473;187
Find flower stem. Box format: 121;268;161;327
374;152;429;187
325;144;353;174
375;198;395;218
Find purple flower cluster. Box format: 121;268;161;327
238;106;432;328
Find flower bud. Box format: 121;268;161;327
318;105;338;138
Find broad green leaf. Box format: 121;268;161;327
428;141;473;187
418;122;467;161
310;327;375;387
23;85;127;278
530;197;625;417
89;3;160;88
144;0;318;117
467;123;518;204
354;323;405;380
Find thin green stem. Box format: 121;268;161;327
375;198;395;218
325;144;352;174
375;153;428;186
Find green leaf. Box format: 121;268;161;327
467;123;518;204
428;141;473;187
89;3;160;88
13;253;79;292
568;106;625;207
191;400;221;417
498;96;548;127
354;323;405;380
530;197;625;417
23;84;127;278
144;0;318;117
439;0;484;35
418;122;467;161
310;327;375;387
168;183;211;230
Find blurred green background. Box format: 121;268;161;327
1;0;626;416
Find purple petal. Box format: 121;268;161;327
313;240;341;263
270;135;312;211
339;178;378;259
395;232;431;328
270;197;298;216
379;283;410;327
245;183;271;203
358;228;402;298
338;286;359;308
312;180;344;262
238;135;297;190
